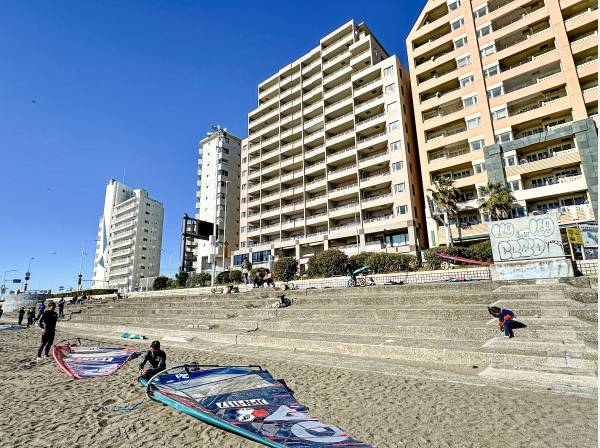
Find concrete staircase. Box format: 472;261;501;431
59;279;597;397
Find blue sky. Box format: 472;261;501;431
0;0;424;291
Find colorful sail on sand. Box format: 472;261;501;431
141;364;371;448
53;338;140;379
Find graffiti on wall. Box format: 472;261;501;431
488;214;564;262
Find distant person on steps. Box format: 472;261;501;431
242;257;252;285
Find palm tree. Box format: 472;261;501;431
477;182;517;221
428;176;460;246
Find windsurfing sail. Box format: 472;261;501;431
434;252;493;266
0;324;24;330
53;339;140;379
142;364;371;448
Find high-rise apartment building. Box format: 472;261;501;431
408;0;598;246
93;180;164;291
194;128;242;272
233;20;425;271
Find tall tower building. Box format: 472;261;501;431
92;180;164;291
407;0;598;247
194;128;242;272
233;20;425;271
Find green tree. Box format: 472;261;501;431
477;182;516;221
428;176;460;246
153;276;171;290
273;257;298;282
175;271;189;288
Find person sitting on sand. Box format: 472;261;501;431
37;302;58;361
488;306;519;339
138;340;167;381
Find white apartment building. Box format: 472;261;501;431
233;20;426;271
92;180;164;291
194;128;242;272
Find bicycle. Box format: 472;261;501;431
347;266;376;287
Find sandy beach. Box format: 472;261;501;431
0;326;596;448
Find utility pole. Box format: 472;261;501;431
24;257;34;292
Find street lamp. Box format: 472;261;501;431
23;257;34;291
1;269;18;295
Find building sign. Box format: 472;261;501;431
488;213;564;262
580;225;598;248
566;227;583;245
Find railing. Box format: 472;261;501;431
323;64;351;81
326;111;354;127
306;194;327;204
329;203;358;213
329;183;358;193
583;86;598;95
324;50;352;68
364;214;393;224
493;4;545;32
304;115;324;128
496;26;550;52
503;49;558;73
305;161;325;171
325;95;353;110
326;128;355;141
280;139;301;152
261;223;280;230
577;57;599;70
306;212;327;219
306;230;328;237
429;146;470;162
328;164;356;174
361;170;390;182
362;193;392;202
303;59;321;72
565;6;598;24
504;71;562;95
356;112;385;126
352;62;375;79
423;104;464;121
328;146;356;159
360;150;389;163
306;176;326;186
330;222;359;231
426;126;467;142
358;130;387;144
353;77;382;92
418;63;465;85
355;94;384;109
525;174;583;189
510;94;567;116
421;85;461;104
305;145;325;158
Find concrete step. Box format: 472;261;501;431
61;321;597;371
62;325;597;398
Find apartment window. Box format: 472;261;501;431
241;198;246;204
241;183;246;190
456;54;471;68
220;169;228;176
462;94;477;108
495;131;512;143
392;161;404;171
480;43;496;57
241;211;246;218
451;17;464;31
385;232;409;246
476;24;492;38
459;74;474;88
466;116;481;129
487;85;503;98
252;250;271;263
504;155;516;166
222;148;229;154
469;138;484;151
390;140;402;151
383;66;393;77
507;180;520;191
492;107;508;121
396;205;408;215
142;237;148;242
387;101;399;112
483;64;499;78
388;120;400;131
220;158;229;164
448;0;461;11
473;162;486;174
384;83;396;94
394;182;406;193
241;226;246;233
241;242;246;248
453;36;468;50
242;157;247;163
473;4;488;18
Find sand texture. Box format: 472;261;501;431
0;327;596;448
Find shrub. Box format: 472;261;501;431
349;252;372;272
465;240;493;262
306;249;348;278
228;270;243;284
363;253;417;273
153;276;171;290
189;272;211;287
422;246;468;270
216;271;230;284
273;257;298;282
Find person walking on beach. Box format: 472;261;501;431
58;298;65;319
242;257;252;285
27;307;35;328
488;306;520;339
138;340;167;381
37;302;58;361
18;307;25;326
0;304;3;320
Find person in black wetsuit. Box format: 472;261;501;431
18;307;25;326
138;340;167;381
37;302;58;360
27;307;35;328
58;298;65;319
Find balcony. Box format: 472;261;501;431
324;95;353;114
363;213;393;226
327;145;356;163
304;145;325;159
325;128;355;147
506;148;581;177
360;169;391;188
361;193;393;208
425;125;467;143
514;174;587;202
325;111;354;131
328;182;358;199
354;94;384;114
357;130;387;148
359;150;389;169
328;164;357;181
